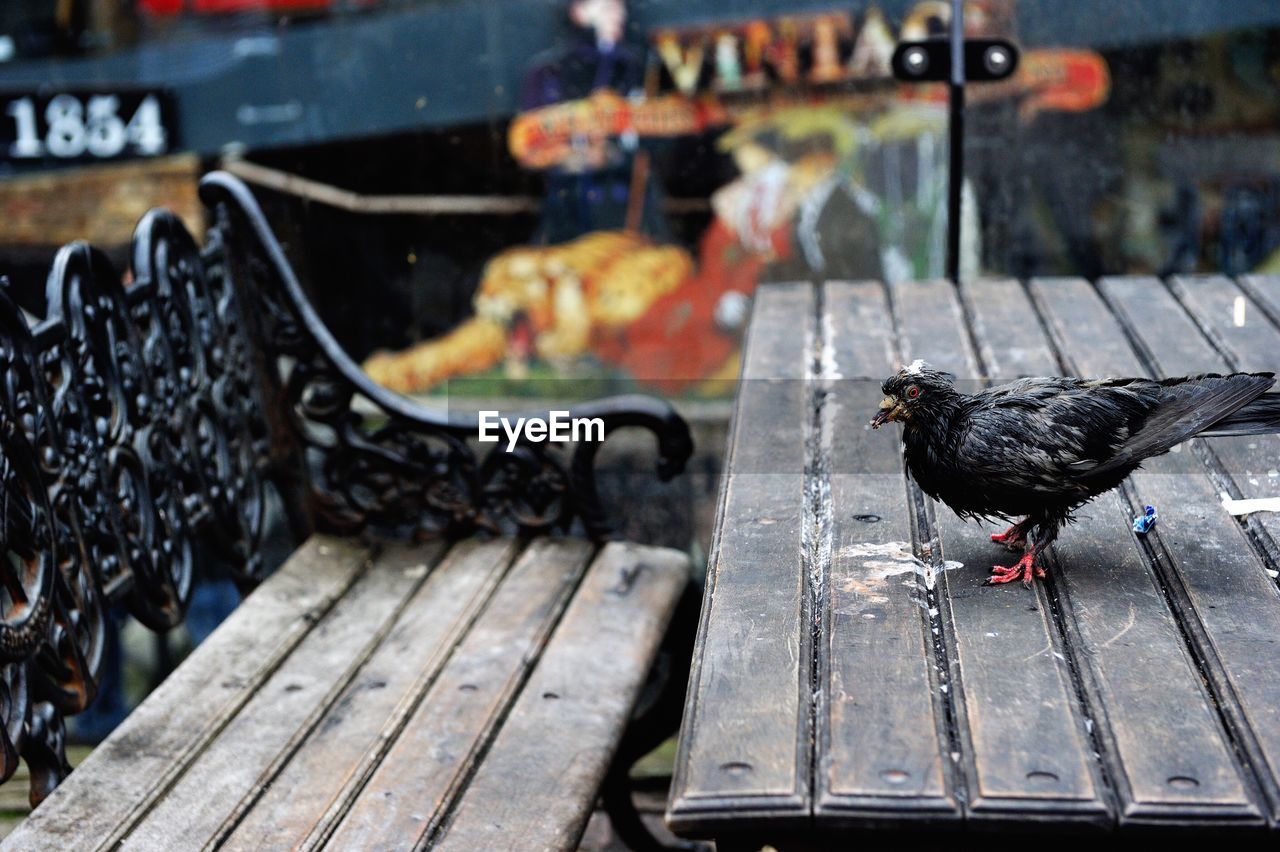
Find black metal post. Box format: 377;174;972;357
946;0;966;283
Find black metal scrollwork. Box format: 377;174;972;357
0;170;692;804
198;172;693;540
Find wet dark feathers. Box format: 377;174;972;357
898;370;1277;524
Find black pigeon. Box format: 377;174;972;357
870;361;1280;585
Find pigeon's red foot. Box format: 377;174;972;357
990;524;1028;552
987;552;1046;587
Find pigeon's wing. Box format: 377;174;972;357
1081;372;1275;477
951;379;1150;497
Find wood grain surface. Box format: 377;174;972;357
669;275;1280;843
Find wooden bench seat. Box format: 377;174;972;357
4;535;689;850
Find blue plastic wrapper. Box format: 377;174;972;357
1132;505;1158;534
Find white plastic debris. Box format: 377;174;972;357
1221;496;1280;516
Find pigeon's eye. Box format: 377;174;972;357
905;385;921;400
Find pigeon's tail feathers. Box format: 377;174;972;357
1087;372;1275;477
1200;391;1280;437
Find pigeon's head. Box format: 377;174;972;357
870;360;957;429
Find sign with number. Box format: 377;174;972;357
1;90;178;164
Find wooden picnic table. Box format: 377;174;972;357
667;276;1280;845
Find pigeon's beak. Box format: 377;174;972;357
870;396;902;429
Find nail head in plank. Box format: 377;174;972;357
217;538;519;851
321;537;596;851
816;282;959;822
118;541;449;851
1;536;373;852
433;543;689;852
668;284;814;834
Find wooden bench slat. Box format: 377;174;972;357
117;541;450;850
215;538;519;850
1;536;373;852
895;278;1107;822
1028;278;1260;825
815;281;960;822
667;284;814;834
317;537;595;850
434;542;689;851
1098;276;1280;823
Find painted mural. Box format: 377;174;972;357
362;1;1110;397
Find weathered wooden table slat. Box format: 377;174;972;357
816;282;958;824
670;276;1280;844
1100;277;1280;823
668;285;815;829
1240;276;1280;330
1029;278;1257;823
1167;275;1280;561
902;278;1107;822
